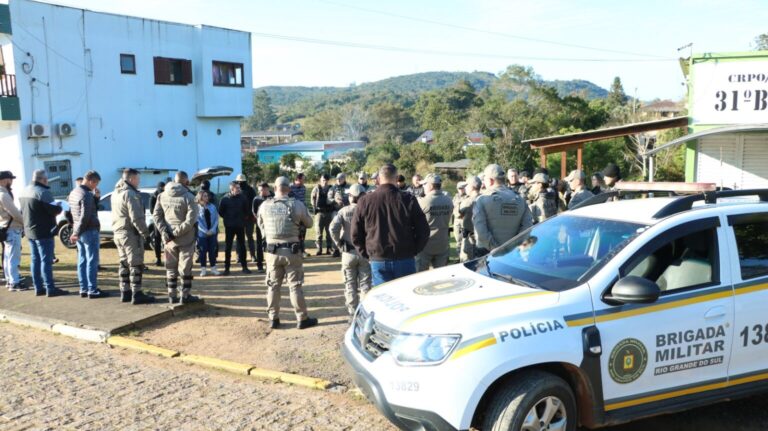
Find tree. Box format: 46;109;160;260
754;33;768;51
607;77;628;107
280;153;304;170
242;90;277;131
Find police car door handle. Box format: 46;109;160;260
704;306;726;320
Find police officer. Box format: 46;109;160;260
329;184;371;316
457;176;481;262
311;174;334;255
112;168;154;304
565;169;595;209
452;181;467;261
328;173;349;210
416;174;454;271
528;172;558;224
153;171;200;305
473;164;533;255
257;176;318;330
235;173;258;264
356;172;370;193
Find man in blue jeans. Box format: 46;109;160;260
68;170;105;298
19;169;66;296
351;164;429;286
0;171;27;291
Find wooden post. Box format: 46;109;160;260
560;151;567;179
577;145;583;171
540;150;547;168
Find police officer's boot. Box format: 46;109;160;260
167;278;179;304
119;261;132;303
180;276;200;305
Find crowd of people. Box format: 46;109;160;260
0;160;622;329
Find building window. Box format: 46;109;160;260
733;215;768;280
212;61;243;87
153;57;192;85
120;54;136;74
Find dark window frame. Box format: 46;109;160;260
120;54;136;74
728;212;768;281
212;60;244;87
153;56;193;85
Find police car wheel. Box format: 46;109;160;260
58;224;76;249
482;371;576;431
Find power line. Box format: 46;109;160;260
251;31;677;63
316;0;668;59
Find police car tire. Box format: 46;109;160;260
482;370;576;431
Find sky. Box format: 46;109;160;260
40;0;768;101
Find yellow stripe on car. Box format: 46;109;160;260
450;336;497;361
404;291;553;326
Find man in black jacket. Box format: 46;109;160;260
351;164;429;286
218;181;251;275
150;181;165;266
19;169;66;296
251;182;273;273
235;174;258;264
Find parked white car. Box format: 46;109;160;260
96;188;157;249
343;185;768;431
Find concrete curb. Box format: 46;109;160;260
107;336;180;358
249;367;334;390
1;310;108;342
180;354;253;375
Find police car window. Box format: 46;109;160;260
98;198;111;211
480;215;643;291
624;228;717;293
732;216;768;280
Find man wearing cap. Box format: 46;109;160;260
330;184;371;316
407;174;425;198
19;169;65;296
356;172;370;193
0;171;25;291
311;174;335;255
416;174;454;271
452;181;467;260
289;173;308;257
112;168;155;304
352;164;429;285
458;176;482;262
566;169;594;210
473;164;533;255
153;171;201;304
601;163;622;200
528;172;558;224
218;181;252;275
328;173;350;210
235;174;259;264
251;182;274;273
257;176;318;329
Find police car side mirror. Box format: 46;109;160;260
606;276;660;304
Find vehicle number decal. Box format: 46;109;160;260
740;323;768;347
390;381;420;392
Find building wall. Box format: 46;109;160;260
1;0;251;194
257;150;324;165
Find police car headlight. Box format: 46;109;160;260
390;334;461;366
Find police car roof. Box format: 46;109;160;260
570;194;768;226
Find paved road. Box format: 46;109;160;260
0;323;394;431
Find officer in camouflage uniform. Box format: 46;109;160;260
473;164;534;255
416;174;454;271
457;176;481;262
153;171;200;305
328;172;350;210
565;169;595;209
452;181;467;261
257;176;318;330
528;173;558;224
112;168;154;304
329;184;371;316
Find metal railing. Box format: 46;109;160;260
0;74;16;97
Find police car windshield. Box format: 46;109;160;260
479;215;645;292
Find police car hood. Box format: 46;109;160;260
361;263;560;333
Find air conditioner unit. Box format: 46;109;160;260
56;123;76;137
28;123;50;138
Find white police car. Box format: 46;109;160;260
342;184;768;431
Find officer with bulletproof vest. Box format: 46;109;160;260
112;168;155;304
153;171;200;304
528;172;558;224
329;184;371;317
257;176;318;330
452;181;467;261
311;174;335;255
473;164;534;256
457;176;482;262
328;172;350;210
416;174;454;271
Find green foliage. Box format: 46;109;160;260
279;153;304;170
242;90;277;132
608;77;628;107
754;33;768;51
241;153;261;182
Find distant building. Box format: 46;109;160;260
0;0;252;195
463;132;485;150
640;100;685;119
415;130;434;144
256;140;365;165
241;129;304;153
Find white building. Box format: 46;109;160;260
0;0;252;196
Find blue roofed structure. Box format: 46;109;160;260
256;140;366;164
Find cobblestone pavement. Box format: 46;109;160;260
0;323;394;431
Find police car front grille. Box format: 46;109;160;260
353;308;398;360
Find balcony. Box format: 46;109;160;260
0;74;20;121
